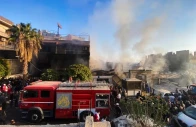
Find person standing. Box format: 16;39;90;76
0;92;7;124
115;103;122;118
136;91;141;99
94;111;100;122
14;91;19;107
2;84;8;97
116;92;121;103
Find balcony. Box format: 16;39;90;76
0;43;15;50
0;31;9;38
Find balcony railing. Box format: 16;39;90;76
43;34;90;41
0;31;9;38
0;44;15;50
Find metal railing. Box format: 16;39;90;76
43;34;90;41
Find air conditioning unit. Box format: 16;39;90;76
1;38;6;42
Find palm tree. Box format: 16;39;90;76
6;23;43;79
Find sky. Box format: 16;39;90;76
1;0;196;66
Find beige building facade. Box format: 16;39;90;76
0;16;14;50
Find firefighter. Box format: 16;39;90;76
93;111;100;122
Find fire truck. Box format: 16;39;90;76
19;81;112;123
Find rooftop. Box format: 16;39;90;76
25;81;62;90
124;78;142;82
0;16;13;26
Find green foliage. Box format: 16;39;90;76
65;64;92;81
0;59;10;78
121;96;169;126
6;23;43;76
41;69;59;81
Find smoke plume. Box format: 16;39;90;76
87;0;194;78
140;54;168;73
132;17;163;53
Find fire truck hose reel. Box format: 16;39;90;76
28;107;44;123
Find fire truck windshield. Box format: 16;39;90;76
23;90;38;98
96;94;109;108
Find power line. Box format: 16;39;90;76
29;62;43;72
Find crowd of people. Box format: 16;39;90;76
0;77;38;124
110;84;196;125
162;89;196;123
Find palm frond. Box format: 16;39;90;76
6;22;43;74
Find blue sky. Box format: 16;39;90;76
1;0;99;34
1;0;196;63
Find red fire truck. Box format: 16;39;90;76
19;81;111;123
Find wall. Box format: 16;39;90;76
0;24;9;33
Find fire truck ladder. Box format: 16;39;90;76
59;82;113;87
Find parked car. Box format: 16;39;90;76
173;105;196;127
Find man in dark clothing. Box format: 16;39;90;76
9;92;14;107
0;93;7;124
14;91;19;107
115;103;122;118
136;91;141;99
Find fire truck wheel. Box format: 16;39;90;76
28;110;42;123
80;111;94;122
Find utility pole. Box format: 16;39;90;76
56;23;62;54
57;23;62;37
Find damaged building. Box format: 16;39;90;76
0;16;90;76
31;30;90;75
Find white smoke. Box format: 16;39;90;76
86;0;195;77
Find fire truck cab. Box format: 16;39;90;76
19;81;112;123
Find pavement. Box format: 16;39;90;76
0;123;85;127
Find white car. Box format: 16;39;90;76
174;105;196;127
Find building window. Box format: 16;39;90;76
83;47;88;50
96;94;109;108
41;91;50;98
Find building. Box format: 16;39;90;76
30;30;90;75
0;16;90;76
0;16;15;50
0;16;22;75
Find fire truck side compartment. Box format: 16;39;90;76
55;82;111;119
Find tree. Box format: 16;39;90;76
0;59;10;78
41;69;59;81
66;64;92;81
6;23;43;79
